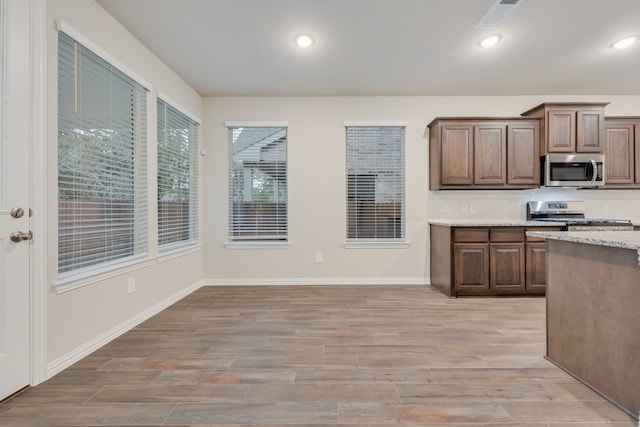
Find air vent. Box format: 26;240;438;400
477;0;523;27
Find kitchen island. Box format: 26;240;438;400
528;230;640;421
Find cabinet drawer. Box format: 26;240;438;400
490;228;524;242
454;228;489;242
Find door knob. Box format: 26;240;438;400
10;230;32;243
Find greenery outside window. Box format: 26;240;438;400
157;98;200;251
58;31;148;275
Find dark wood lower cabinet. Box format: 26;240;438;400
453;243;489;293
430;224;557;297
525;242;548;291
490;243;525;293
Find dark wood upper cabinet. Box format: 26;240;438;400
439;123;473;185
577;109;606;152
603;117;640;188
521;102;607;154
428;103;640;191
474;124;506;185
636;125;640;183
507;122;539;185
429;118;539;190
604;121;635;184
547;109;575;152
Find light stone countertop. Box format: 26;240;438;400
527;230;640;251
429;220;564;227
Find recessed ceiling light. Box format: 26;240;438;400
294;34;315;48
478;33;502;48
610;35;639;49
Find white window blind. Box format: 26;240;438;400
58;31;148;274
346;125;405;240
157;98;199;250
228;126;288;241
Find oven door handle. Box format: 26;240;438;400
588;159;597;184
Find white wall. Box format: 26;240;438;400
44;0;203;373
202;95;640;285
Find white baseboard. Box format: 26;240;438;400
203;277;430;286
46;280;204;379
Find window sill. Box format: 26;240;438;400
344;241;410;249
225;241;290;250
157;243;202;263
53;255;153;294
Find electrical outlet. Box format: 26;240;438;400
315;252;323;263
127;277;135;294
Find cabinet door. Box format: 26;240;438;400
576;109;605;152
454;243;489;293
547;109;576;152
525;242;547;292
636;125;640;184
441;124;473;185
507;123;540;185
490;243;525;292
474;124;506;184
604;123;635;184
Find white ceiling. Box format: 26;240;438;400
96;0;640;97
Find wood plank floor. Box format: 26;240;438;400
1;285;637;426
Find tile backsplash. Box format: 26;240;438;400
427;188;640;223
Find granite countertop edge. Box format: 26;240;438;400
428;220;564;227
527;231;640;251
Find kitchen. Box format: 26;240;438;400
427;98;640;417
1;0;640;424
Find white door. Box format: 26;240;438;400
0;0;31;400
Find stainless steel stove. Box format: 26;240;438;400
526;200;634;231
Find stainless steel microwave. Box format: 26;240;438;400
543;153;605;187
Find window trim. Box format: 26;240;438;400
53;255;153;294
156;96;200;253
55;20;151;91
344;241;410;249
344;120;407;127
56;25;149;284
225;121;288;128
344;121;407;244
158;91;201;125
224;241;290;250
156;243;202;263
226;121;289;244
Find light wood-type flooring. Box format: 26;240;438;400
1;285;637;426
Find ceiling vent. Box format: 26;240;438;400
477;0;523;27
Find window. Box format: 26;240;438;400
346;124;405;240
58;31;148;275
157;98;199;251
227;124;287;242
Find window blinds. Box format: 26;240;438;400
58;31;148;274
346;125;405;240
228;126;288;241
157;98;199;250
